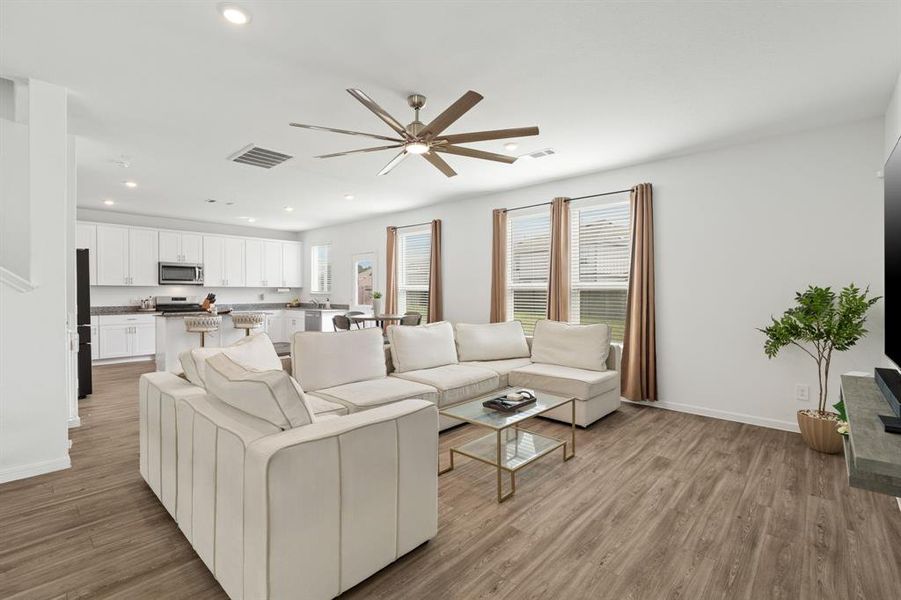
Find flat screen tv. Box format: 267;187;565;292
887;139;901;369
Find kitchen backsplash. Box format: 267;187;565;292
89;286;302;307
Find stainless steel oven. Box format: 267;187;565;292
158;262;204;285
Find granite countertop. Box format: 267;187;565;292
92;302;351;316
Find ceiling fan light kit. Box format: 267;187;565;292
290;89;539;177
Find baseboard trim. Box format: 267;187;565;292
622;398;800;433
68;416;81;428
0;455;71;484
92;355;154;366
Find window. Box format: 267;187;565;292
310;244;332;293
506;210;551;335
569;200;631;341
397;227;431;320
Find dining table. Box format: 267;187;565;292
348;314;406;329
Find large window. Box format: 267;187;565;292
397;227;431;320
506;210;550;334
569;200;631;341
310;244;332;293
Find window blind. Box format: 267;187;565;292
398;228;431;321
311;244;332;293
569;200;631;341
506;210;551;334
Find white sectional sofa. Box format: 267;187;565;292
139;333;438;600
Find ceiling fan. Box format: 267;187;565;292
289;89;539;177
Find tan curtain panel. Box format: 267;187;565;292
428;219;443;322
490;209;507;323
621;183;658;401
385;226;398;315
546;197;570;321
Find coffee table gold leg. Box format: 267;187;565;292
564;399;576;461
439;449;455;475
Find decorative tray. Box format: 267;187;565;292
482;395;537;413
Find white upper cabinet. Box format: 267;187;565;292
282;242;303;288
96;225;130;285
96;224;158;286
75;223;98;285
128;228;159;285
245;239;264;287
264;241;283;288
159;231;203;264
204;235;245;287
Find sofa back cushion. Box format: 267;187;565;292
204;353;315;429
530;319;611;371
292;328;387;391
454;321;530;362
387;321;458;373
179;333;282;388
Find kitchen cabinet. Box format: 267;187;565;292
282;242;303;287
203;235;245;287
265;313;287;343
76;223;98;285
96;314;156;359
159;231;203;264
246;240;285;288
96;225;159;286
90;319;99;360
245;240;263;287
264;241;283;287
285;312;305;338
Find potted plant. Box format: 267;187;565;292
759;284;879;453
371;291;383;316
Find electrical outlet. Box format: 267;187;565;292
796;384;809;402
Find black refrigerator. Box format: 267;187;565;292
76;249;92;398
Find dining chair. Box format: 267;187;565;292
401;312;422;326
345;310;364;329
332;314;352;331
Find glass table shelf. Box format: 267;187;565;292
454;429;566;471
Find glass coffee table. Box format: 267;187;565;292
438;388;576;502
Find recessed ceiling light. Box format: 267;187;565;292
219;3;251;25
247;217;256;223
284;206;294;212
124;180;137;188
344;194;355;200
225;201;235;206
504;142;518;152
104;199;115;206
206;199;217;203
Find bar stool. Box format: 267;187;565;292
184;315;222;348
232;312;266;336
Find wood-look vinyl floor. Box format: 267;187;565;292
1;361;900;599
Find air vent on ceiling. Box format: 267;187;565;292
229;144;293;169
523;148;556;159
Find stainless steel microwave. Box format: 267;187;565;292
159;262;204;285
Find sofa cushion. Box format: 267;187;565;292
309;377;439;413
508;362;619;400
460;357;533;388
204;353;315;429
453;321;530;362
391;364;498;407
530;320;611;372
179;333;282;388
292;328;386;391
387;321;458;373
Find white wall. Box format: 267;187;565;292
886;71;901;162
0;80;72;482
77;208;299;241
301;118;887;431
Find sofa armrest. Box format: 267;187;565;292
243;400;438;599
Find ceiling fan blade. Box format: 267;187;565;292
419;90;483;139
346;89;410;138
289;123;404;143
315;144;405;159
439;126;539;145
433;144;517;164
422;151;457;178
378;151;408;176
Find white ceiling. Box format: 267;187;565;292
2;1;899;231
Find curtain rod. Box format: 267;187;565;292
503;188;632;213
392;221;433;230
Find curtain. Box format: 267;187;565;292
546;197;570;321
621;183;658;401
385;226;397;315
428;219;443;322
490;209;507;322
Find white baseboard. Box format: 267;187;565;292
0;455;71;484
92;355;154;366
622;398;800;433
67;416;81;428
